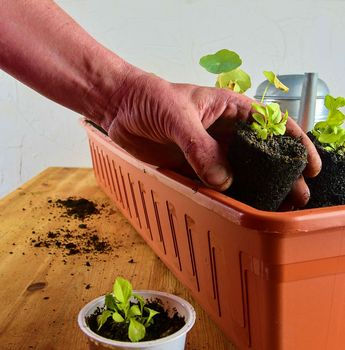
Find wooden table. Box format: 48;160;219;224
0;167;236;350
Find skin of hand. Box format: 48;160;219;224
0;0;321;208
105;67;321;208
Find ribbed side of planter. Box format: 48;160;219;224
82;120;345;350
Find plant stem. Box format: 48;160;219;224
261;82;271;103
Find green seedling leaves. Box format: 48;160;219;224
144;307;160;326
112;311;125;323
324;95;345;111
97;277;160;343
312;94;345;154
199;49;242;74
216;68;251;93
200;49;251;94
129;304;142;318
200;51;290;140
263;71;289;92
97;310;113;330
129;318;146;342
105;293;116;311
114;277;132;305
251;102;288;140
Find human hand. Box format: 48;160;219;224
105;68;321;208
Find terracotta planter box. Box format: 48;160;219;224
83;121;345;350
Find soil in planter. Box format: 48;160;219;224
305;133;345;208
226;122;307;211
87;299;186;342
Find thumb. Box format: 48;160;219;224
173;121;233;191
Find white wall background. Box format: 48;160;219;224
1;0;345;198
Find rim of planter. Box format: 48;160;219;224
77;290;196;348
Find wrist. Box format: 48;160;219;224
82;48;142;130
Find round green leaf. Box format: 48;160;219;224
199;49;242;74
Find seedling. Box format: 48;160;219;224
199;49;251;93
97;277;159;342
200;50;290;140
312;94;345;154
250;71;289;140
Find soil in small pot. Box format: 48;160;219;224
226;121;308;211
86;299;186;342
305;132;345;208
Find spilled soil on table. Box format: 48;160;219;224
29;197;112;258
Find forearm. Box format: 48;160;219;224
0;0;133;128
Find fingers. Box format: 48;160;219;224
279;176;310;211
289;176;310;207
286;118;322;177
173;119;233;191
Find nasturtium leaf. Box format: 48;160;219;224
105;294;117;311
97;310;113;330
129;318;146;342
263;71;289;92
319;133;342;144
199;49;242;74
144;307;160;326
250;101;287;140
114;277;132;305
252;113;266;126
216;68;251;93
325;95;345;111
129;304;142;317
272;124;286;135
112;311;125;323
314;121;328;130
263;70;276;84
313;94;345;153
258;129;268;140
252;103;266;116
328;110;345;126
268;103;281;123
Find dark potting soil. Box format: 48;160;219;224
226;122;307;211
30;198;111;256
87;299;185;342
55;197;99;220
305;133;345;208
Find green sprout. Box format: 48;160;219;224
250;71;289;140
200;50;290;140
97;277;159;342
199;49;251;93
251;102;289;140
312;94;345;154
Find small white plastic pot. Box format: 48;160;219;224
78;290;196;350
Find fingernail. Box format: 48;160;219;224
304;189;310;201
205;165;231;187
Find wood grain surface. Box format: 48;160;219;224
0;167;236;350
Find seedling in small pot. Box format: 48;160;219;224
250;71;289;140
200;51;307;211
97;277;159;342
311;95;345;154
199;49;251;93
81;276;191;348
306;94;345;208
